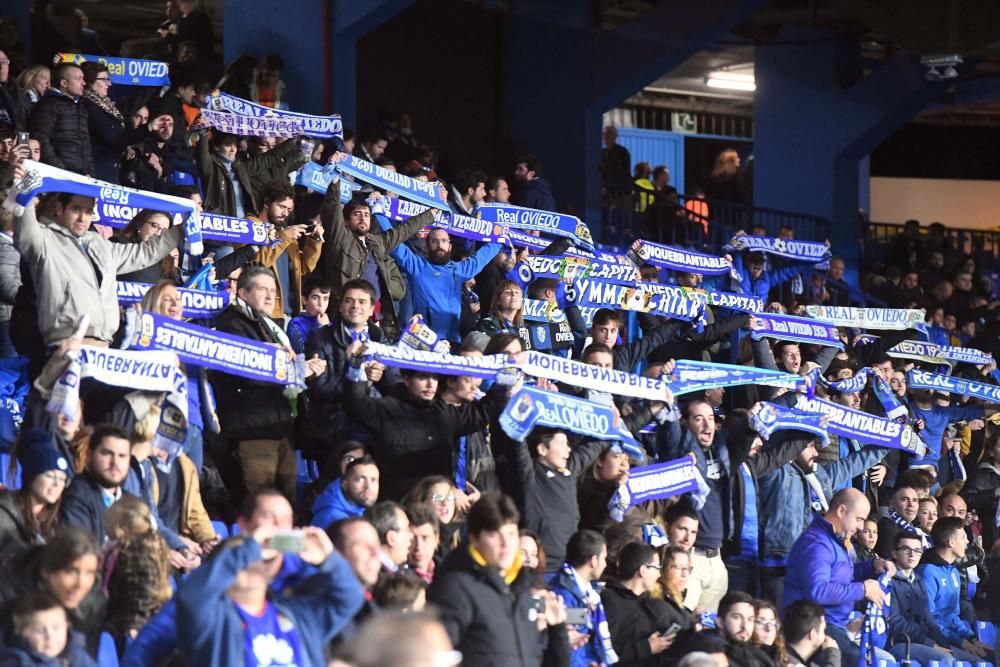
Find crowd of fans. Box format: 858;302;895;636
0;6;1000;667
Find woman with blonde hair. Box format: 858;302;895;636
16;64;50;105
654;545;694;631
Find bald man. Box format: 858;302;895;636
783;488;896;665
348;611;457;667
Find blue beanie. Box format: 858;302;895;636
16;429;69;483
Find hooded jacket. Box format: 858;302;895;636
0;628;97;666
310;479;365;530
343;378;504;501
428;545;545;666
917;550;976;646
175;538;363;667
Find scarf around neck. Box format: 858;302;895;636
83;89;124;124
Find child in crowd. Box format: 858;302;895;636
0;590;96;665
288;275;332;354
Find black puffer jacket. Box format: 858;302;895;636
344;378;505;501
304;317;400;442
428;546;547;667
30;90;94;175
211;304;293;441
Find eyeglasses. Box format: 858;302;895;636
754;619;779;630
0;59;10;65
669;565;692;574
643;563;662;571
894;546;921;557
94;76;110;82
431;493;456;504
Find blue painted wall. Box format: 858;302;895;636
615;128;686;194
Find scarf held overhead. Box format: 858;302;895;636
475;203;595;250
794;395;923;455
56;53;170;86
95;203;276;247
132;313;298;385
9;160;203;255
907;369;1000;404
205;91;343;139
336;154;449;211
804;306;925;331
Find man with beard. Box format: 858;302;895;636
756;433;889;605
251;180;322;325
310;455;380;530
389;226;504;344
712;591;777;667
59;424;138;541
784;489;896;666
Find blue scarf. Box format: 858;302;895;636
750;312;844;349
607;457;700;521
871;373;909;421
886;507;931;550
336;155;449;210
807;367;872;394
11;159;203;255
201;108;304;137
907;369;1000;404
475;203;594;250
499;385;642;460
858;572;892;667
56;53;169;86
629;238;737;278
571;278;704;323
749;402;831;445
739;462;759;561
363;341;508;380
206;91;343;138
132;313;301;386
727;234;830;262
558;562;618;665
525;255;640;283
890;339;994;366
794;396;923;455
96;203;277;247
664;359;805;396
296;162;358;200
375;195;510;244
117;282;230;318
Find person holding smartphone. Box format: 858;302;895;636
175;524;365;666
601;542;680;666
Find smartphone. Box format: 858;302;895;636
564;607;590;625
16;132;28;148
268;529;304;553
530;595;546;615
660;622;682;638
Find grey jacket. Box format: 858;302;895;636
0;233;20;323
16;204;181;343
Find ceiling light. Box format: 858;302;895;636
705;73;756;91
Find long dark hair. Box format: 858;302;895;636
117;210;176;276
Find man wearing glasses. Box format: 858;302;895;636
886;531;962;667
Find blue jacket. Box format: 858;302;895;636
175;538;364;667
782;514;875;627
758;445;889;561
122;551;316;667
909;404;983;468
731;252;816;302
917;551;976;646
0;629;96;667
886;570;949;648
389;240;503;343
58;472;142;545
310;480;365;530
548;567;602;667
